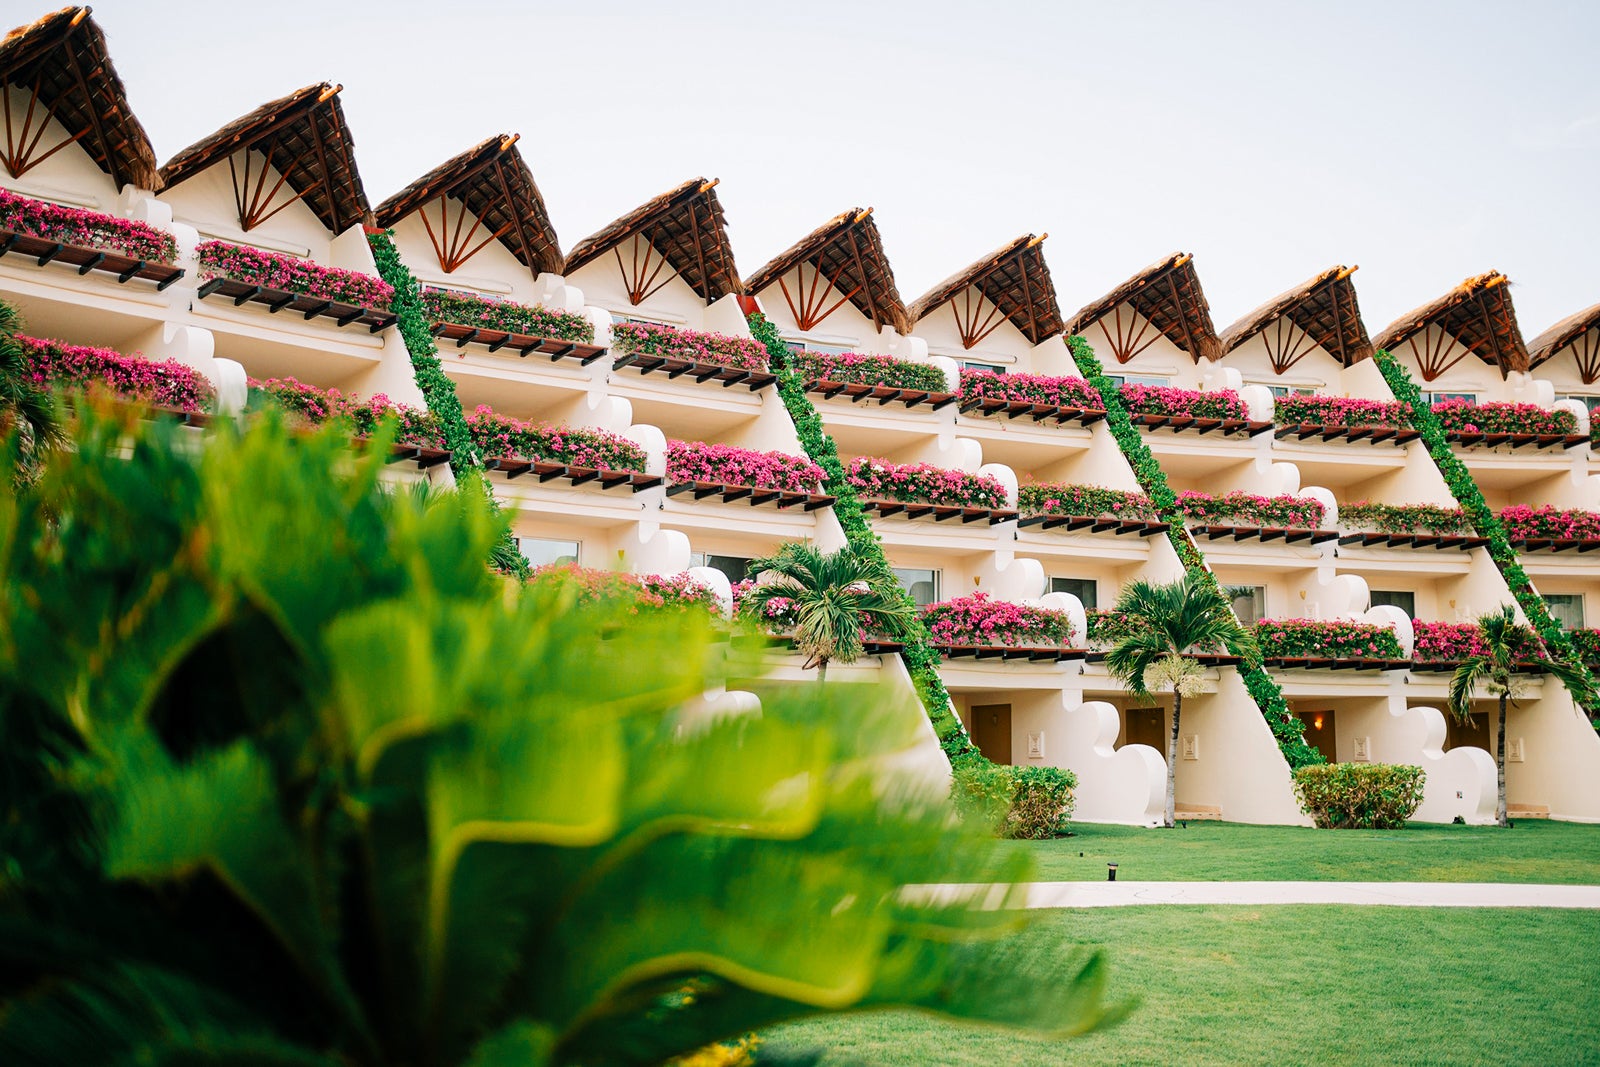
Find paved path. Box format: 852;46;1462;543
1016;880;1600;909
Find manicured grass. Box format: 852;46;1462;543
762;905;1600;1065
1015;819;1600;884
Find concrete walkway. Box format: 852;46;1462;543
1017;880;1600;909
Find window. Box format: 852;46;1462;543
785;339;854;355
689;553;752;584
961;360;1005;375
1559;395;1600;413
893;567;940;607
1544;594;1586;629
1229;586;1267;625
1419;391;1477;405
519;537;579;568
1102;373;1170;388
1049;577;1098;609
1370;590;1417;617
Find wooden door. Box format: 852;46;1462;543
1121;706;1166;751
971;703;1013;765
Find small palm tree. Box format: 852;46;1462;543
1447;605;1583;828
744;542;914;682
1105;574;1258;828
0;300;63;475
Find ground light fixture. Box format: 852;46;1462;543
1107;863;1119;882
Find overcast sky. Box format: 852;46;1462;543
82;0;1599;337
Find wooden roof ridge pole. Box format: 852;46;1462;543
687;193;710;304
1164;264;1201;361
1327;271;1350;365
844;220;881;329
1477;291;1510;380
491;153;539;279
307;100;340;233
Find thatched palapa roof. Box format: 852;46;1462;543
744;208;907;334
1218;266;1373;367
159;83;371;235
907;234;1062;346
563;177;740;304
374;135;562;277
1372;272;1528;379
0;6;159;190
1066;252;1221;362
1527;303;1600;373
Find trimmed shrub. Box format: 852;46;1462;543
959;370;1102;409
1292;764;1425;829
1017;482;1156;520
1006;767;1078;839
419;287;594;342
951;764;1078;839
793;350;948;391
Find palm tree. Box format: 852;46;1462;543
743;542;914;682
0;300;63;475
1447;605;1584;828
1105;574;1258;828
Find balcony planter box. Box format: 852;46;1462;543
1016;483;1167;535
21;335;213;414
795;351;953;409
0;188;182;288
531;563;719;615
249;377;449;468
958;370;1105;427
609;322;774;390
421;287;602;362
196;242;396;332
847;457;1015;523
466;407;647;476
922;592;1081;648
1255;618;1406;663
664;440;832;509
1411;620;1543;667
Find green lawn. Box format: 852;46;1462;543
1014;819;1600;884
762;905;1600;1065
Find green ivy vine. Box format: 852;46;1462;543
1067;336;1324;769
367;229;529;578
1373;349;1600;727
746;312;985;768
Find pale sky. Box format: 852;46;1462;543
80;0;1600;338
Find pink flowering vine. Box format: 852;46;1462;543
958;370;1102;410
250;377;445;449
0;188;178;263
1174;490;1326;529
846;456;1009;510
793;350;948;392
19;335;214;413
1017;482;1156;520
197;241;395;311
1121;383;1248;421
530;563;719;616
1253;618;1405;660
420;287;594;343
465;407;646;471
609;322;769;372
666;440;825;494
921;592;1080;647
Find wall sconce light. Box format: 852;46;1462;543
1313;714;1325;730
1448;599;1457;610
1299;590;1307;600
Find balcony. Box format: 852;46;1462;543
1431;399;1586;451
956;370;1106;429
1177;490;1338;546
195;242;396;333
0;189;183;291
609;322;775;392
1122;383;1269;438
1335;503;1487;552
1254;618;1410;672
848;457;1019;525
663;440;833;512
795;350;956;411
1015;483;1169;537
421;287;604;364
922;593;1087;663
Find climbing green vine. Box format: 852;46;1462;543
1068;336;1324;769
746;312;984;768
1374;349;1600;727
367;229;528;577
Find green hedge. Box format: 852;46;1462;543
1292;764;1425;829
951;764;1078;839
1372;349;1600;727
1067;336;1323;769
368;229;529;578
747;312;984;768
